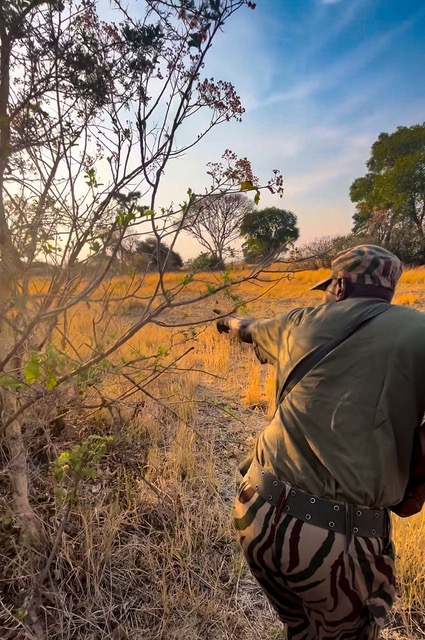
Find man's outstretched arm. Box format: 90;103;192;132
216;316;255;343
216;311;287;366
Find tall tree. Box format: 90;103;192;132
350;123;425;258
136;237;183;270
183;192;254;267
0;1;284;615
240;207;299;261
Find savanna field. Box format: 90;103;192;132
3;267;425;640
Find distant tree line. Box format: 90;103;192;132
108;196;300;272
182;195;300;268
104;121;425;274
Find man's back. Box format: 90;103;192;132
252;299;425;507
224;245;414;640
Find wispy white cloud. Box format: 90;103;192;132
305;0;369;58
284;147;366;198
249;11;419;112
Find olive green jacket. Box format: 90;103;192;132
250;298;425;507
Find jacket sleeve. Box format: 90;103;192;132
250;309;308;366
250;316;286;366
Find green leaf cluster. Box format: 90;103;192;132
116;210;136;227
24;345;67;390
52;435;114;497
222;286;246;311
84;167;99;188
156;345;168;358
240;180;260;205
179;273;194;286
0;374;24;388
90;240;101;253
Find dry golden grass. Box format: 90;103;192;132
394;293;421;306
115;270;425;629
56;267;425;635
392;512;425;619
3;266;425;639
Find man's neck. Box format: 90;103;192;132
346;285;393;303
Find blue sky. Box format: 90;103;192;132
142;0;425;257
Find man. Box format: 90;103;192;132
216;245;425;640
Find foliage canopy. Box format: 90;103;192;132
136;237;183;270
240;207;299;261
350;123;425;263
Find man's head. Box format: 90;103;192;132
311;244;403;304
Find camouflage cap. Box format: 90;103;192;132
311;244;403;292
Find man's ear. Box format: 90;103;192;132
336;278;347;301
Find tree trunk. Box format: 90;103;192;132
0;23;42;549
215;252;225;269
2;396;43;548
0;272;43;550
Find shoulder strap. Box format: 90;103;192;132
278;304;391;405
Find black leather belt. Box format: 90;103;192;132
245;459;388;539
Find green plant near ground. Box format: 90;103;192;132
52;435;114;504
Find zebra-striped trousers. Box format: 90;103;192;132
234;480;396;640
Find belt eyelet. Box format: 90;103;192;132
356;510;362;517
374;513;379;518
310;497;316;504
305;514;311;520
334;505;340;511
329;521;335;528
371;529;376;535
273;480;278;486
261;470;265;475
291;490;296;496
285;505;290;511
255;484;259;490
268;495;272;501
353;527;359;534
